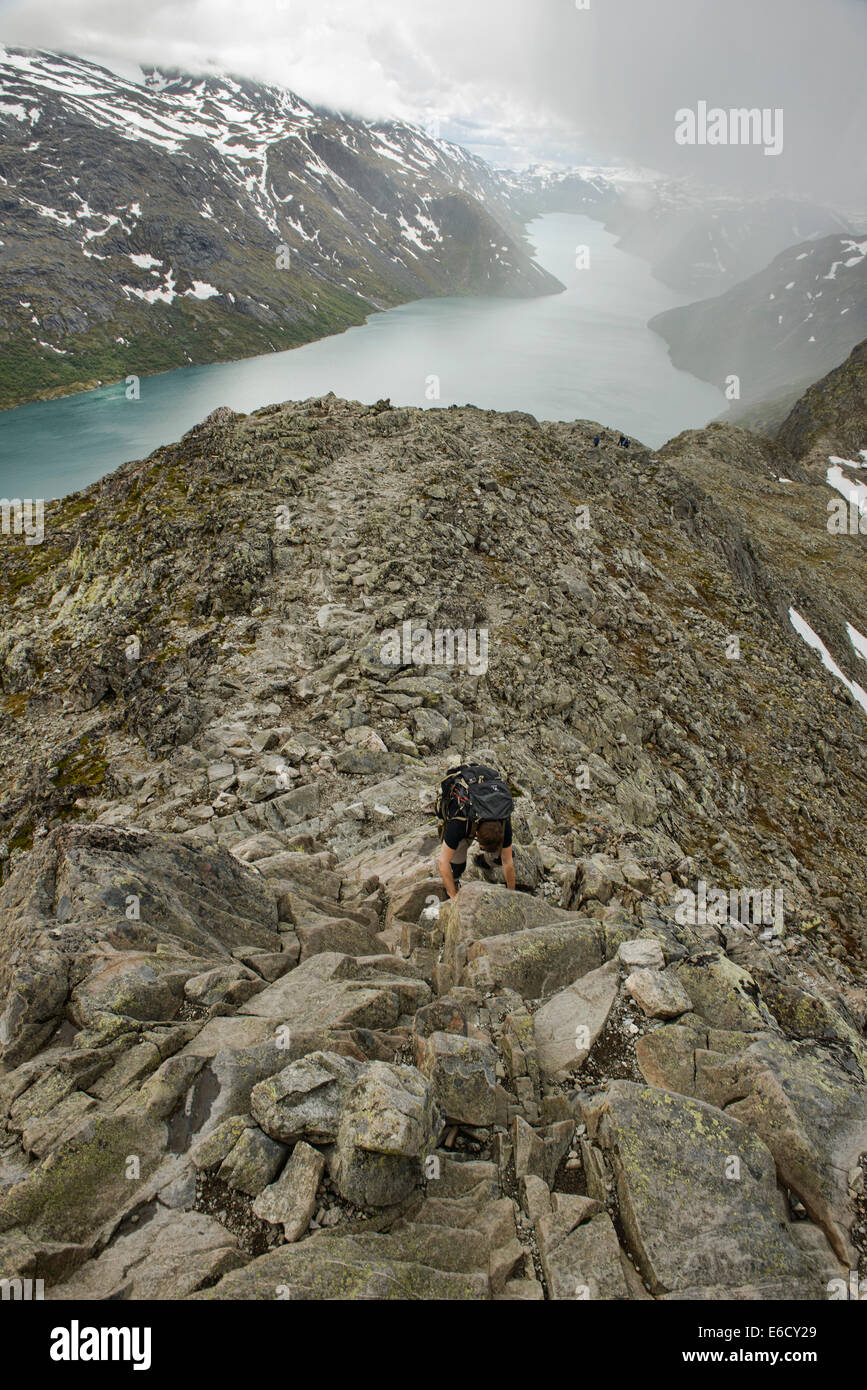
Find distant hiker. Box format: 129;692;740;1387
593;435;600;447
619;435;630;448
436;763;515;898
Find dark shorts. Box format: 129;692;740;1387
452;853;502;882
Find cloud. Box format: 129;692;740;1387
1;0;865;206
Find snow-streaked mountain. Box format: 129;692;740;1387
649;233;867;409
0;47;561;408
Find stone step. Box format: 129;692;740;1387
191;1235;490;1300
339;1224;489;1275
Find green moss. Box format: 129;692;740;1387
55;737;107;790
2;692;28;719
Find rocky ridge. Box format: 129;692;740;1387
0;385;866;1300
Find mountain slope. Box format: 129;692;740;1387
777;338;867;467
649;233;867;409
0;383;866;1299
0;47;561;409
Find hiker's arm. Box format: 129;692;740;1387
502;845;516;890
438;844;460;899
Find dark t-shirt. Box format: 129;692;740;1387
443;816;512;862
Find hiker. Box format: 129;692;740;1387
619;435;630;448
593;435;600;447
436;763;515;899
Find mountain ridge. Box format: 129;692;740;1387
0;360;866;1298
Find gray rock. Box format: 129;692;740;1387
253;1140;325;1240
240;951;430;1031
618;938;665;971
218;1124;287;1196
251;1051;364;1144
533;958;619;1078
582;1081;821;1298
414;1031;498;1126
539;1208;633;1300
625;966;692;1019
332;1062;441;1207
464;921;606;998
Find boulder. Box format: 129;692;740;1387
671;955;769;1032
625;966;692;1019
693;1035;866;1265
251;1051;364;1145
618;938;665;971
184;963;262;1008
331;1062;441;1207
217;1125;287;1196
463;921;606;999
538;1205;633;1300
533;958;619;1078
253;1140;325;1241
582;1081;821;1298
414;1031;498;1126
239;951;430;1032
441;881;577;973
575;853;625;906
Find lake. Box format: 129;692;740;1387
0;214;725;499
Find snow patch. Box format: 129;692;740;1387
789;608;867;715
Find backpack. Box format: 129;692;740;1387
435;763;514;842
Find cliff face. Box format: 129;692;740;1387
0;48;561;409
0;383;865;1300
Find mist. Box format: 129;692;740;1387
1;0;865;208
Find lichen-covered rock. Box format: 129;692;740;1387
414;1031;498;1125
331;1061;441;1207
239;951;430;1031
217;1124;287;1196
672;954;770;1032
191;1233;489;1300
47;1209;245;1300
441;882;577;974
251;1051;364;1145
253;1140;325;1241
464;921;606;998
581;1081;822;1299
625;966;692;1019
538;1206;634;1301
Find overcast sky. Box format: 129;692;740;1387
2;0;865;209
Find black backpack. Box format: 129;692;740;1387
436;763;514;842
